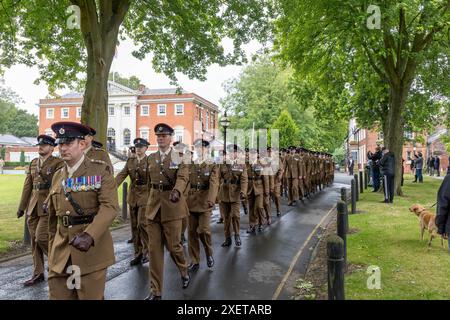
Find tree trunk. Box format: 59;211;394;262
385;86;409;196
76;0;130;145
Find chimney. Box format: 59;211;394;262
138;84;146;92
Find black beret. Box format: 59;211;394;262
92;140;103;148
51;121;90;144
193;138;210;148
154;123;174;135
36;135;56;147
134;138;149;147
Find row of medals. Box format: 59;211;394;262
63;176;102;192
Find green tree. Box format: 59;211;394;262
19;150;25;165
271;110;300;149
108;72;141;90
221;55;347;152
1;0;274;144
275;0;449;195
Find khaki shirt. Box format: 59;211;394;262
18;155;64;216
187;160;220;213
218;162;248;202
47;156;119;276
145;150;190;222
85;146;113;171
115;155;150;207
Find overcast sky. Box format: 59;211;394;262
2;37;262;116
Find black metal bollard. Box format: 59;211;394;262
364;170;368;189
340;187;347;203
337;201;348;271
359;171;364;194
354;174;359;201
122;182;128;220
350;179;356;214
23;215;30;245
327;235;345;300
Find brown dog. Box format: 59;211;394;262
409;204;446;248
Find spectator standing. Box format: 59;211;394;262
380;147;395;204
413;152;423;183
367;147;382;192
429;156;435;176
435;156;441;177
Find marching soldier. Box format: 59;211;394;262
115;138;150;266
46;122;119;299
284;146;300;206
144;123;190;300
173;141;190;245
297;148;307;203
83;125;114;170
17;135;64;286
218;144;248;247
268;147;283;217
246;148;269;233
280;148;288;198
260;148;274;225
186;139;219;271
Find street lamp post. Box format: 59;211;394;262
220;111;230;163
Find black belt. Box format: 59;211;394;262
58;214;95;227
150;183;173;191
222;179;240;185
190;183;209;191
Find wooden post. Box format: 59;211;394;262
350;179;356;214
337;201;348;271
354;174;359;201
327;235;345;300
122;181;128;220
23;215;30;245
359;171;364;194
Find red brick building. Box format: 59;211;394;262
346;119;449;175
38;81;219;153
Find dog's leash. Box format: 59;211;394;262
428;202;437;209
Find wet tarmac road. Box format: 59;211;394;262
0;173;351;300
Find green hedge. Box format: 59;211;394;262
4;162;30;167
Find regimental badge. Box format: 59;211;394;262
59;128;65;135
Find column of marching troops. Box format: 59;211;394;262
16;120;335;300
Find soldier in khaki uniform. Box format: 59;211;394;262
144;123;190;300
284;146;300;206
280;148;288;198
297;148;307;202
173;141;190;245
218;144;248;247
259;148;274;226
46;122;119;300
83;124;114;170
17;135;64;286
246;148;269;233
115;138;150;266
268;147;283;217
186;139;219;271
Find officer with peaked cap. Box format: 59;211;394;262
144;123;190;300
17;135;64;286
115;137;151;266
46;122;119;299
82;124;113;170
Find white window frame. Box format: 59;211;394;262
46;108;54;119
157;104;167;116
141;105;150;116
205;111;209;130
76;107;81;118
123;104;131;116
174;128;184;142
140;127;150;140
61;107;69;119
174;103;184;116
108;106;115;116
